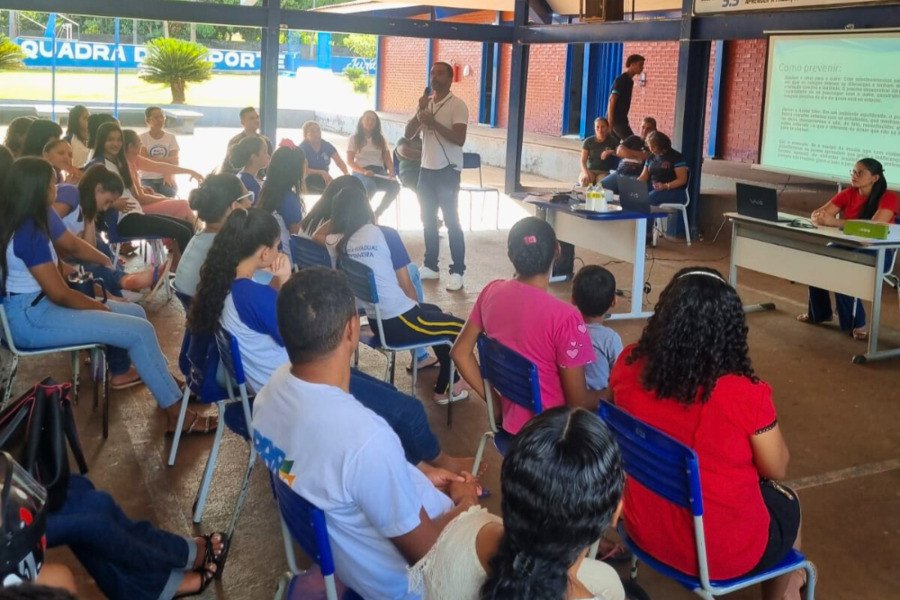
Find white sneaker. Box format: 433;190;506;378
406;354;439;373
446;273;464;291
418;265;440;280
433;388;469;405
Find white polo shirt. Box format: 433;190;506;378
420;92;468;172
139;130;179;180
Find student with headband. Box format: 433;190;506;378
609;267;810;600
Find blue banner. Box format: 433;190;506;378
15;37;376;75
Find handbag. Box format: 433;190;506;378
0;378;89;513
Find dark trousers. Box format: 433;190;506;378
47;476;191;600
418;166;465;275
377;303;464;393
354;167;401;217
807;288;865;331
304;174;328;194
612;121;634;140
117;213;194;253
349;369;440;464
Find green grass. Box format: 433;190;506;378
0;70;262;106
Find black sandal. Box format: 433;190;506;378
173;563;217;598
201;532;229;580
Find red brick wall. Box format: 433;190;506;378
523;44;568;135
623;41;678;136
378;36;429;115
496;43;512;128
718;39;767;163
434;39;482;123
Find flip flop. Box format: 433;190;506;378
201;532;230;580
852;327;868;341
110;374;143;390
165;411;218;437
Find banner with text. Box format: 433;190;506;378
695;0;888;15
759;32;900;182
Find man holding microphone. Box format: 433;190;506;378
405;62;469;292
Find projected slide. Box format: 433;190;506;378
760;32;900;182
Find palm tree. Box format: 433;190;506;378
0;37;25;71
139;38;212;104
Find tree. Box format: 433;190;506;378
139;38;213;104
0;37;25;70
341;33;376;58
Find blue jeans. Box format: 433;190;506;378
75;239;124;297
353;167;400;217
142;178;178;198
3;292;180;408
349;369;440;465
47;476;195;600
406;264;429;362
419;166;465;275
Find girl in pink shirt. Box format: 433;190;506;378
451;217;598;436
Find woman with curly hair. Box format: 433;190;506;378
410;407;625;600
609;267;809;600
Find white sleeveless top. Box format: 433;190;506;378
409;507;625;600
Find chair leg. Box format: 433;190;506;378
681;208;692;246
471;431;494;475
410;350;418;395
1;353;19;408
167;384;193;466
193;402;227;523
280;515;301;575
71;350;81;403
226;446;256;539
273;571;293;600
803;562;816;600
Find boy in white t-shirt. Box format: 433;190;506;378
139;106;180;197
252;268;480;600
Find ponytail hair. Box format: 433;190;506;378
258;146;305;214
507;217;557;278
223;136;265;173
77;164;125;221
300;175;365;235
480;408;624;600
330;187;374;257
857;158;888;220
188;208;281;334
188;173;244;224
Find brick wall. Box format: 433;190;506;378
718;39;767;163
433;38;483;123
378;36;429;115
523;44;568;135
623;41;679;136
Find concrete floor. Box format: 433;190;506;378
3;165;899;599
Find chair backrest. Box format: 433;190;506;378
270;473;338;585
290;235;333;270
339;257;379;305
462;152;481;170
476;334;542;414
174;289;192;312
0;302;19;353
598;400;703;515
215;327;247;387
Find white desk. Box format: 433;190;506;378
727;212;900;363
527;196;667;321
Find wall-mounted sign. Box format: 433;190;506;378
695;0;888;15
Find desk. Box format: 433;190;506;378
726;212;900;363
527;197;667;321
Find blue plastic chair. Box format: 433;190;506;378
103;210;171;301
290;235;333;270
598;401;816;599
459;152;501;230
470;334;542;474
339;257;455;401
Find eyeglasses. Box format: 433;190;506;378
850;169;869;177
236;191;254;204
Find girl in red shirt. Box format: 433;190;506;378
798;158;898;339
609;267;810;599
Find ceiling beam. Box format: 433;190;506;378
528;0;554;25
519;18;681;43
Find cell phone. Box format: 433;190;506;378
424;87;432;97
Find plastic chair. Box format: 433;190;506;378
459;152;501;230
656;173;692;246
290;235;333;270
598;401;816;600
0;301;109;435
471;334;542;474
103;210;171;300
339;257;456;403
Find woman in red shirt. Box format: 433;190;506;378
798;158;898;340
610;267;809;600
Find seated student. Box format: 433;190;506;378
640;116;657;140
451;217;599;435
598;134;647;193
43;140;82;185
75;165;171;299
610;267;809;598
317;189;467;403
346;110;400;220
4;116;36;158
188;208;468;473
299;175;366;236
572;265;623;393
298;120;349;193
638;131;688;205
0;158;212;434
20;119;63;158
580;117;619;187
47;475;227;600
252;267;481;600
86;113;118;161
85;122;194;257
395;134;423;193
257;146;306;259
222;136;269;204
174;173;250;297
798;158;898;340
411;407;626;600
64;104;92;168
139;106;181;197
122;129;201;224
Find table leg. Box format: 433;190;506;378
607;218;654;321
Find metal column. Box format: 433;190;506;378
504;0;530;195
259;0;281;144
